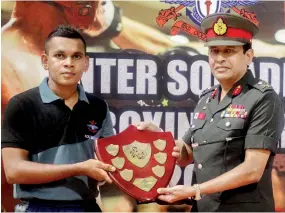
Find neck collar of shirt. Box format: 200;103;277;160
213;70;256;101
39;77;89;104
233;70;256;88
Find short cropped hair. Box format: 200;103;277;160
45;25;86;54
243;43;252;54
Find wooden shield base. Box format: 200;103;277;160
95;125;176;202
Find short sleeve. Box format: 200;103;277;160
244;91;284;154
182;128;193;145
101;103;115;138
1;97;33;150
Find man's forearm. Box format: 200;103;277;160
6;160;83;184
198;162;261;196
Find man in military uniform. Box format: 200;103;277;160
136;13;284;212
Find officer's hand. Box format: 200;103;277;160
172;141;182;160
157;185;195;203
135;121;162;132
79;159;116;183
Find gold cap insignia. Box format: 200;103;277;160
214;18;227;35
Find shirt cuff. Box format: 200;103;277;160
244;135;279;154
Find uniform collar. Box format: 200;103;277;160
208;70;255;114
218;70;256;98
39;77;89;104
232;70;256;88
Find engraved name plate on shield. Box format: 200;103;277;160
95;125;176;202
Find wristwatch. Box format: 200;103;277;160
192;184;202;200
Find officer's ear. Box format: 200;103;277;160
245;48;254;66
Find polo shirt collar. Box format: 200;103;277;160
39;77;89;104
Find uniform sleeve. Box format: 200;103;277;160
101;103;115;138
1;97;33;150
244;91;284;154
182;128;193;145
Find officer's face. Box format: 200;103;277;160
208;45;253;85
41;37;89;87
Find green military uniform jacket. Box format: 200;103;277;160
182;71;284;212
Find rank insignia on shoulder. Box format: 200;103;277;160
254;80;273;92
199;86;218;98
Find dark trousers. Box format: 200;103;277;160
15;199;101;212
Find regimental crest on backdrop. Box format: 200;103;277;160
155;0;259;41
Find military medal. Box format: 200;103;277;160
221;104;247;118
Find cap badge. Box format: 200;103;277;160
214;18;227;36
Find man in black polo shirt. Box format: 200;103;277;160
1;25;117;212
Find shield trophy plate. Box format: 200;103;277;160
95;125;176;202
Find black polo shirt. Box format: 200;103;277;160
2;77;114;200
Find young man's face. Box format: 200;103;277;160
42;37;89;87
208;45;253;85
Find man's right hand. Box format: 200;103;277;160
78;159;116;183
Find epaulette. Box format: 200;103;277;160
199;85;219;98
252;80;274;93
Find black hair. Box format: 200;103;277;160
243;42;252;54
45;25;86;54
